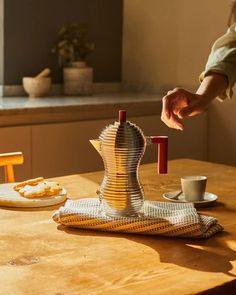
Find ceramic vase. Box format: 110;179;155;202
63;61;93;96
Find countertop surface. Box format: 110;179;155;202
0;92;163;127
0;92;162;112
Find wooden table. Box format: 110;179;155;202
1;159;236;295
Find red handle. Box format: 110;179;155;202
150;136;168;174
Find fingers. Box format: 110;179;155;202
161;88;186;130
178;106;194;118
178;100;205;118
162;89;181;119
162;94;171;119
161;113;184;130
161;88;206;129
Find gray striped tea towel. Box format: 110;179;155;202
52;198;223;238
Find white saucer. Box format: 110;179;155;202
163;191;218;207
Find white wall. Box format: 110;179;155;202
123;0;236;166
208;95;236;166
123;0;229;91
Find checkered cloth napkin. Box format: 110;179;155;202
52;198;223;238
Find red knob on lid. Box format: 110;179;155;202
119;110;126;123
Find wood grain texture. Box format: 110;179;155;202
0;159;236;295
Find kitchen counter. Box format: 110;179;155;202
0;92;163;127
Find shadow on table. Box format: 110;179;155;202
58;225;236;278
197;201;236;213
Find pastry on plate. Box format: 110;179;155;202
13;177;62;198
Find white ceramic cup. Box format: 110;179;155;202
181;176;207;202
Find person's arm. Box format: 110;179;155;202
162;23;236;130
199;23;236;101
161;73;228;130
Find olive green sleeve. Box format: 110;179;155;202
200;24;236;100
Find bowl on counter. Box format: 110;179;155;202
22;77;51;98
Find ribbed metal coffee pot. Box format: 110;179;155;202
90;110;168;217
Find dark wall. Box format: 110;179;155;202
4;0;123;84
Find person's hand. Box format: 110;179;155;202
161;88;210;130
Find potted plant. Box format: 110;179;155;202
52;22;95;95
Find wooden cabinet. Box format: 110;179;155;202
31;113;207;178
31;119;111;178
0;112;207;181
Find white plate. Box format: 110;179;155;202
163;191;218;207
0;182;67;208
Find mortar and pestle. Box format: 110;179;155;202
22;68;52;98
